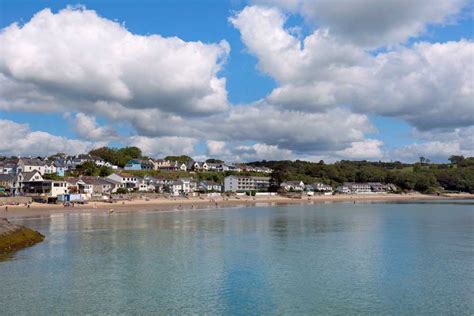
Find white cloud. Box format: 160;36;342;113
206;140;231;157
234;143;294;161
0;119;104;156
391;126;474;162
231;6;474;130
0;6;230;116
207;140;294;161
230;6;368;84
1;5;471;163
252;0;467;47
125;136;198;158
212;104;375;153
72;113;117;141
335;139;385;160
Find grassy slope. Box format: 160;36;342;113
0;226;45;255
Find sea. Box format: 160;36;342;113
1;200;473;315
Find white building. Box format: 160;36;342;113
280;181;305;192
106;173;138;191
199;181;222;192
308;182;333;193
345;182;372;193
17;158;47;175
224;176;270;192
169;178;192;196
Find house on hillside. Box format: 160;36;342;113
186;161;209;172
0;160;17;174
17;158;47;175
53;162;66;177
150;159;178;171
280;181;305;192
71;155;117;170
226;164;242;172
124;159;154;171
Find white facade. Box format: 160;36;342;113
280;181;305;192
170;179;192;196
106;173;138;191
49;181;69;197
224;176;270;192
17;159;47;175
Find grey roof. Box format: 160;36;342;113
103;178;121;186
200;180;220;186
81;177;112;185
20;158;45;166
0;174;14;182
21;171;42;181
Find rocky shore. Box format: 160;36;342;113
0;218;44;255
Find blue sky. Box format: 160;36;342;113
0;0;472;161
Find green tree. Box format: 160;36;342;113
448;155;465;165
206;158;224;164
165;155;193;164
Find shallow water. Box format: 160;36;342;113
1;201;473;315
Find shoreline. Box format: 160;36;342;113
2;193;473;220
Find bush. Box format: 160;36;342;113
116;188;127;194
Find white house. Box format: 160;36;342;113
344;182;372;193
307;182;333;193
169;178;192;196
17;158;47;175
199;181;222;192
78;177;115;195
280;181;305;192
106;173;138;191
186;161;209;172
20;179;68;197
0;161;17;174
336;185;351;194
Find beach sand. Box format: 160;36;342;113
1;193;473;219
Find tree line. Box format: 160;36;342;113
252;156;474;193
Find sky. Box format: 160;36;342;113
0;0;473;162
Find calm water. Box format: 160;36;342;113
1;201;473;315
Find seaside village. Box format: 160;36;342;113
0;155;397;205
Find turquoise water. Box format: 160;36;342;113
1;201;473;315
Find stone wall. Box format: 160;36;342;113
0;196;33;205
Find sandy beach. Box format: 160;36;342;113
1;193;472;219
